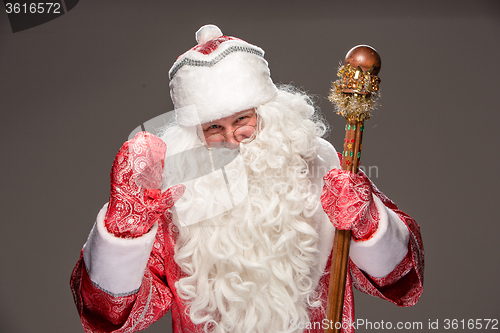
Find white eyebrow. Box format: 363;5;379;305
234;110;254;118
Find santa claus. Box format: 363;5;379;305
70;25;423;333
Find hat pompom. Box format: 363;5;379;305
195;25;223;45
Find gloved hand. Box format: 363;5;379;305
321;169;379;241
104;132;185;238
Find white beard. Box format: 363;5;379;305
159;91;327;333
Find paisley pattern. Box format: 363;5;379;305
321;168;379;241
70;152;424;332
193;36;240;55
104;132;184;238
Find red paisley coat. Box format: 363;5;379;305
70;154;424;333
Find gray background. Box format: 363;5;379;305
1;1;499;332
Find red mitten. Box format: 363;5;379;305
104;132;185;238
321;169;379;241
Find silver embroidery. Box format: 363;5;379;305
169;45;264;80
90;279;140;297
127;276;154;333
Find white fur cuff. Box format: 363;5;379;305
349;195;410;278
82;203;158;296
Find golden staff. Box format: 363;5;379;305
324;45;381;333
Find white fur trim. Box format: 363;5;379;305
308;138;340;285
315;138;341;171
82;203;158;296
349;195;410;278
169;33;278;126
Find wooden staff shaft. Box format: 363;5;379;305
324;118;364;333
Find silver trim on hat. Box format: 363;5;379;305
169;45;264;80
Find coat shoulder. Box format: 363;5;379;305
315;138;341;171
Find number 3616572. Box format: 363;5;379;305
5;3;62;14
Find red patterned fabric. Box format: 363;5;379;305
104;132;184;238
321;169;380;241
70;155;424;332
193;36;242;55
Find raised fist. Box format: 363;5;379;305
104;132;184;238
321;169;379;241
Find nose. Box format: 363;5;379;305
224;127;240;149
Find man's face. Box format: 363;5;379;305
200;109;257;149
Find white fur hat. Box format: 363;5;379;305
169;25;278;127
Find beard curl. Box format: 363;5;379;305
160;88;329;333
247;87;328;170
